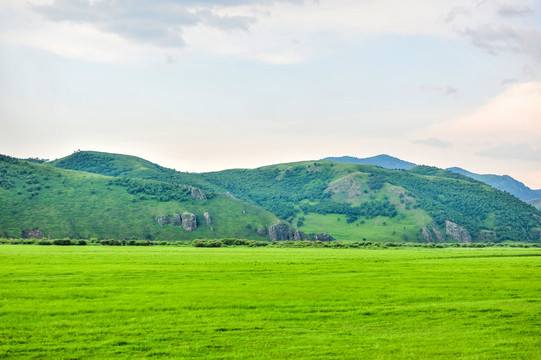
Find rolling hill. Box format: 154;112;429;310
0;154;278;241
37;151;541;243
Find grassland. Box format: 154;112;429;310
1;246;539;359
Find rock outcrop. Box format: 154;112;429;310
203;211;213;231
189;186;207;201
421;227;446;243
309;232;334;242
268;222;292;241
445;220;472;243
268;222;308;241
181;213;198;232
152;214;181;227
422;228;433;242
21;228;44;239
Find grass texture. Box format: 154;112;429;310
0;246;539;359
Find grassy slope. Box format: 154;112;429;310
0;156;277;240
0;245;539;359
202;161;541;242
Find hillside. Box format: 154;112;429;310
0;155;278;240
199;162;541;243
320;155;541;203
447;167;541;201
42;151;541;243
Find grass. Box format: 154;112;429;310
0;245;540;359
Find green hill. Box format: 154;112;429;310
0;154;278;240
7;150;540;243
198;162;541;243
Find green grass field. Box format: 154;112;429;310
0;246;539;359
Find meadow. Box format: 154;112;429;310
0;245;539;359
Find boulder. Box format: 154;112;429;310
445;220;472;243
182;213;198;231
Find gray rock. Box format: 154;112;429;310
432;226;447;242
189;186;207;201
203;212;213;231
152;214;181;227
309;232;334;242
268;222;291;241
445;220;472;243
256;228;267;236
182;213;198;231
21;228;44;239
422;228;433;242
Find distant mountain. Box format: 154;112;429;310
446;167;541;202
321;155;416;170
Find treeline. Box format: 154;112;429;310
111;178;193;202
201;163;335;220
2;237;539;249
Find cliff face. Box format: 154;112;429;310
445;220;472;243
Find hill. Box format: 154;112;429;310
447;167;541;201
321;155;416;170
198;161;541;243
0;154;278;240
6;150;540;243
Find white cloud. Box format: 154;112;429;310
1;0;539;65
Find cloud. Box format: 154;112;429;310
476;143;541;161
444;7;471;23
420;84;463;98
500;78;518;85
413;138;453;149
497;5;535;18
463;23;541;63
30;0;262;49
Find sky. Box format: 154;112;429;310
1;0;541;189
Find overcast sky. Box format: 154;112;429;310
1;0;541;188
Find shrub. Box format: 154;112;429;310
53;239;72;246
